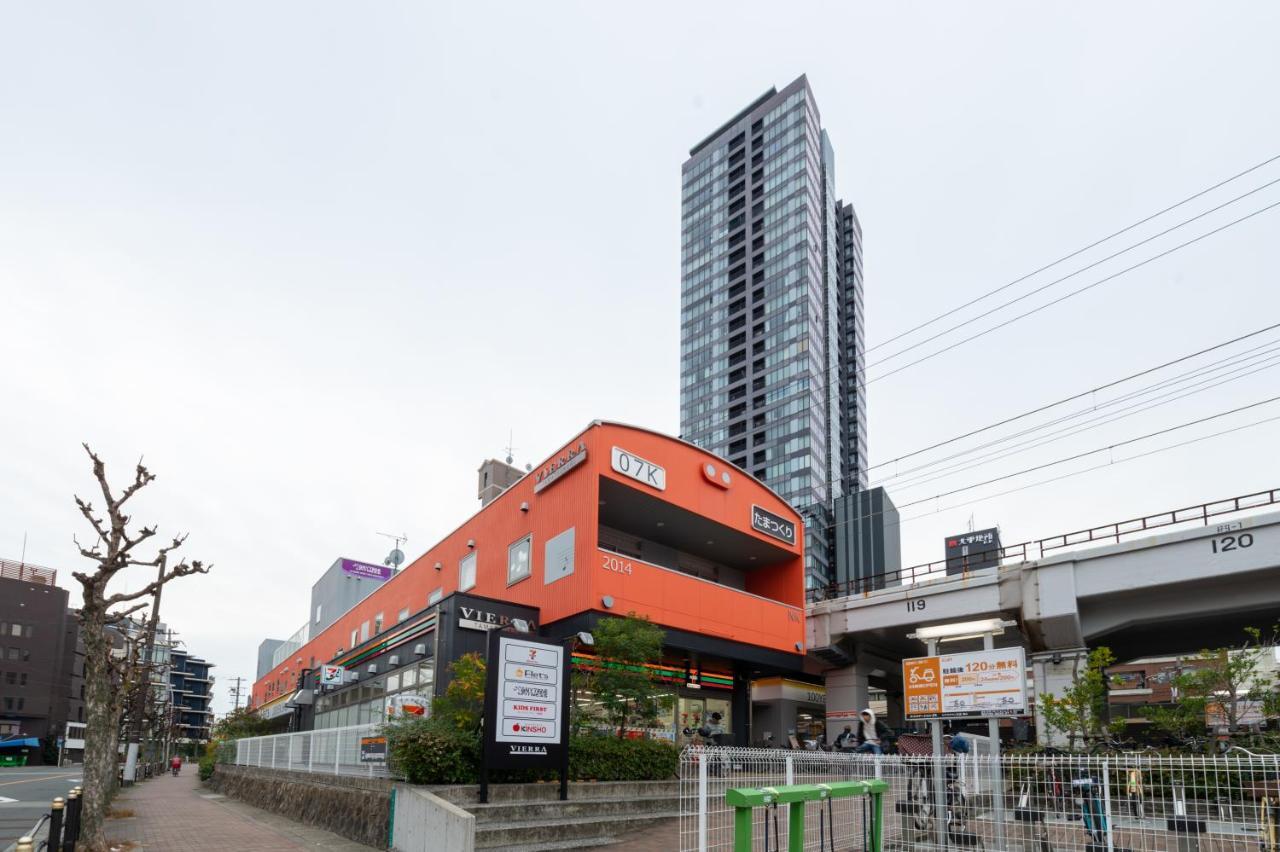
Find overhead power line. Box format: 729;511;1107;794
865;177;1280;372
867;152;1280;353
874;337;1280;489
817;416;1280;538
880;349;1280;493
896;414;1280;525
867;321;1280;472
889;394;1280;511
865;199;1280;385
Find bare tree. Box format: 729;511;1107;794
72;445;209;852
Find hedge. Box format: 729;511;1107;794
386;718;678;785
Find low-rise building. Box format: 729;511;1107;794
251;421;809;745
0;560;81;763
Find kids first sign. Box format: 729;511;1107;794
903;647;1027;719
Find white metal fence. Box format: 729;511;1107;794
679;747;1280;851
227;723;398;778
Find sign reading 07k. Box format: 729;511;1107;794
903;647;1028;719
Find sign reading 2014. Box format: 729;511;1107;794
751;505;797;546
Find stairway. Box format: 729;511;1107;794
430;780;680;851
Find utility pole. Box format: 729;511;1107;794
228;677;246;710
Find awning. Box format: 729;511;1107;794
0;737;39;749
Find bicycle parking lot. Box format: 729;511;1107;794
679;747;1280;851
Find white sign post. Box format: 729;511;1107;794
481;631;570;803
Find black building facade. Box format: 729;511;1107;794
0;564;82;763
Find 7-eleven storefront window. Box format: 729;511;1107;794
571;653;735;742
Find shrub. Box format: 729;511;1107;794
386;714;678;785
386;716;481;784
569;734;678;781
198;752;216;781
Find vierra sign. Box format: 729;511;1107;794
533;442;588;493
458;605;537;633
481;630;570;803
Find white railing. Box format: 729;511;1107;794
228;723;398;779
270;622;311;669
679;747;1280;851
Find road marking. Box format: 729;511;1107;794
0;773;80;788
0;795;17;803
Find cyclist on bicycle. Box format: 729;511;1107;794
853;708;890;755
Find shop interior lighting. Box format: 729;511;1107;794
909;618;1012;642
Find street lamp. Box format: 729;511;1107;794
909;618;1013;643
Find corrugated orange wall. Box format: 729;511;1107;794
252;422;804;707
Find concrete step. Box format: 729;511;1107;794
469;793;677;824
478;838;625;852
432;780;678;806
475;811;678;849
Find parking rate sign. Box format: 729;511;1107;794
903;647;1028;719
494;636;563;745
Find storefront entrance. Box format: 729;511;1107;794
675;693;733;746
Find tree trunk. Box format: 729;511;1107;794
79;599;115;852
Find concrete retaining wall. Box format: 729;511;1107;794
207;764;391;848
391;784;474;852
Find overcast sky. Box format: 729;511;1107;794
3;2;1278;715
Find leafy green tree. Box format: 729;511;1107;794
1154;625;1280;737
212;706;281;740
1040;647;1116;750
577;613;671;738
432;652;487;733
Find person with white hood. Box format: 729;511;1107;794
854;708;890;754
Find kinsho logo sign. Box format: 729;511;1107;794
751;504;797;546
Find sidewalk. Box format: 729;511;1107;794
107;769;377;850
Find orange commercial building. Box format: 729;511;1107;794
251;421;809;745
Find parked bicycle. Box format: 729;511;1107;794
1070;765;1132;852
907;756;984;849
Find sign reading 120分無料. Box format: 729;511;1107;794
903;647;1027;719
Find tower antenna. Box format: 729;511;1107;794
377;532;408;570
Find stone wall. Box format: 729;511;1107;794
207;764;391;848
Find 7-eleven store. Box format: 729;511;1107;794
251;422;817;746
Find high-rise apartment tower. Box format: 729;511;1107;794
679;75;866;588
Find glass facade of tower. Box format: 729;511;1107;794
679;75;866;589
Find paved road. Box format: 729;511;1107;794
0;766;82;847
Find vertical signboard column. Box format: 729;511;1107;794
481;630;571;802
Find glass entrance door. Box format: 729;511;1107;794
677;696;705;746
